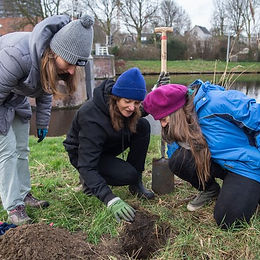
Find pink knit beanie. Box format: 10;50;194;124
143;84;188;120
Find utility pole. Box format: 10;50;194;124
71;0;79;20
71;0;74;19
226;32;231;62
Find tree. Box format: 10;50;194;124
173;7;191;35
160;0;178;27
3;0;44;25
211;0;227;36
3;0;66;28
42;0;63;17
241;0;260;48
226;0;245;37
81;0;120;38
119;0;158;46
159;0;190;34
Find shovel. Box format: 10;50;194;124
151;27;174;195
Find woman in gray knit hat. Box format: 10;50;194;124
0;14;94;225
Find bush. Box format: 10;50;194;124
109;46;120;57
167;39;187;60
117;44;160;60
115;59;126;74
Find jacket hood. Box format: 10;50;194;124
93;79;115;115
193;80;225;112
25;15;70;88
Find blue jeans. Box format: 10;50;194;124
0;115;30;211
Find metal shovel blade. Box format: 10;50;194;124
151;157;174;195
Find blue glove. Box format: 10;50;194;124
0;222;16;236
37;128;48;143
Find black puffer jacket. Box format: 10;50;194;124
64;79;135;204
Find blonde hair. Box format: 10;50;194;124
109;95;141;133
162;95;211;188
40;48;78;98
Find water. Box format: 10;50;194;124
29;74;260;137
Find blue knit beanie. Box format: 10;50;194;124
112;67;146;101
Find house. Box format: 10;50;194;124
140;33;154;43
0;17;34;35
189;25;211;41
187;25;212;59
0;0;40;35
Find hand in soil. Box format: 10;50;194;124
107;197;135;222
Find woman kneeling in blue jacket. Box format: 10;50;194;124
143;80;260;229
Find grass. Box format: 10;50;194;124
0;136;259;259
118;59;260;74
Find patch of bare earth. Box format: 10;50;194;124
0;209;170;260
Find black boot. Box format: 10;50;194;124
129;176;155;199
80;176;93;196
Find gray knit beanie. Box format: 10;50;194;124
50;15;94;66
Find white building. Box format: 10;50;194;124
190;25;211;41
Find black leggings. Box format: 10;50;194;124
169;147;260;229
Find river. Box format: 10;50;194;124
29;74;260;137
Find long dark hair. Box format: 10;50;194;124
162;94;211;188
109;95;141;132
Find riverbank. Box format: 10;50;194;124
116;59;260;74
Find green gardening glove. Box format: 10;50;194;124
107;197;135;222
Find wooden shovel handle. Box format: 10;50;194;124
154;27;173;158
154;27;173;73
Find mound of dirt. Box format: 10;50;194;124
0;223;97;260
0;209;170;260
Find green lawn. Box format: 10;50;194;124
118;59;260;74
1;136;259;259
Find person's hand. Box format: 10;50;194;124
107;197;135;222
37;128;48;143
152;71;170;90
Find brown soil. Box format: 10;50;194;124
0;210;170;260
119;210;170;259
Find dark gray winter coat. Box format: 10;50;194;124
0;15;70;135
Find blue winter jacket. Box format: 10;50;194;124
168;80;260;183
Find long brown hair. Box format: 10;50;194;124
40;47;78;97
109;95;141;132
162;95;211;188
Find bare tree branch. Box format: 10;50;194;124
119;0;158;45
160;0;178;27
211;0;227;36
81;0;120;36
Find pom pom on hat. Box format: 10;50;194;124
143;84;188;120
112;67;146;101
80;15;94;28
50;14;94;65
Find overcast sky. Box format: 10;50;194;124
174;0;214;29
